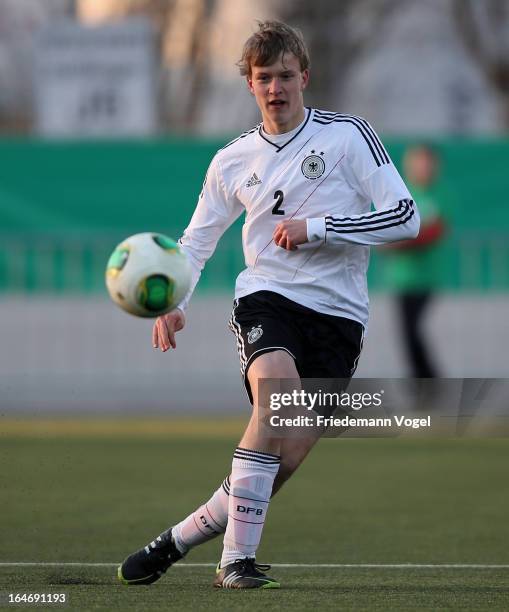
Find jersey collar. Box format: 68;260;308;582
258;107;312;152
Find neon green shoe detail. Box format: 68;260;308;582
213;558;280;589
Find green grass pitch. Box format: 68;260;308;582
1;419;509;610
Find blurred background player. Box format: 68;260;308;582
118;20;419;590
382;144;447;378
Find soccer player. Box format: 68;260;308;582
119;21;419;589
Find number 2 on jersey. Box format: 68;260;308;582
272;190;285;215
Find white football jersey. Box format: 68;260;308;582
178;107;419;327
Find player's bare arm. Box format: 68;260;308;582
273;219;308;250
153;308;185;351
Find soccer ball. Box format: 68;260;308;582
105;232;191;318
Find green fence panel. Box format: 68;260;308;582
0;137;508;294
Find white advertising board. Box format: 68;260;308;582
35;18;157;137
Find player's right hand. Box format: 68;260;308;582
153;308;186;352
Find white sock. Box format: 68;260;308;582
172;476;230;555
221;447;280;568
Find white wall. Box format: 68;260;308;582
1;294;506;412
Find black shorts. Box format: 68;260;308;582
228;290;364;404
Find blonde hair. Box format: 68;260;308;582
237;21;310;77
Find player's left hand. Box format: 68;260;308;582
273;219;308;251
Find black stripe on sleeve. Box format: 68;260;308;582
315;111;382;166
354;115;390;164
219;125;260;151
315;111;390;165
326;208;415;234
326;199;411;228
326;200;415;234
313;116;382;167
327;199;412;228
313;110;390;167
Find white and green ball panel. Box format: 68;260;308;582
105;232;191;318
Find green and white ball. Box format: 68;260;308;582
105;232;191;318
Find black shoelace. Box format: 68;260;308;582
234;558;271;574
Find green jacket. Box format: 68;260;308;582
380;183;449;291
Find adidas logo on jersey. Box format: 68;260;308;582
246;173;262;188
